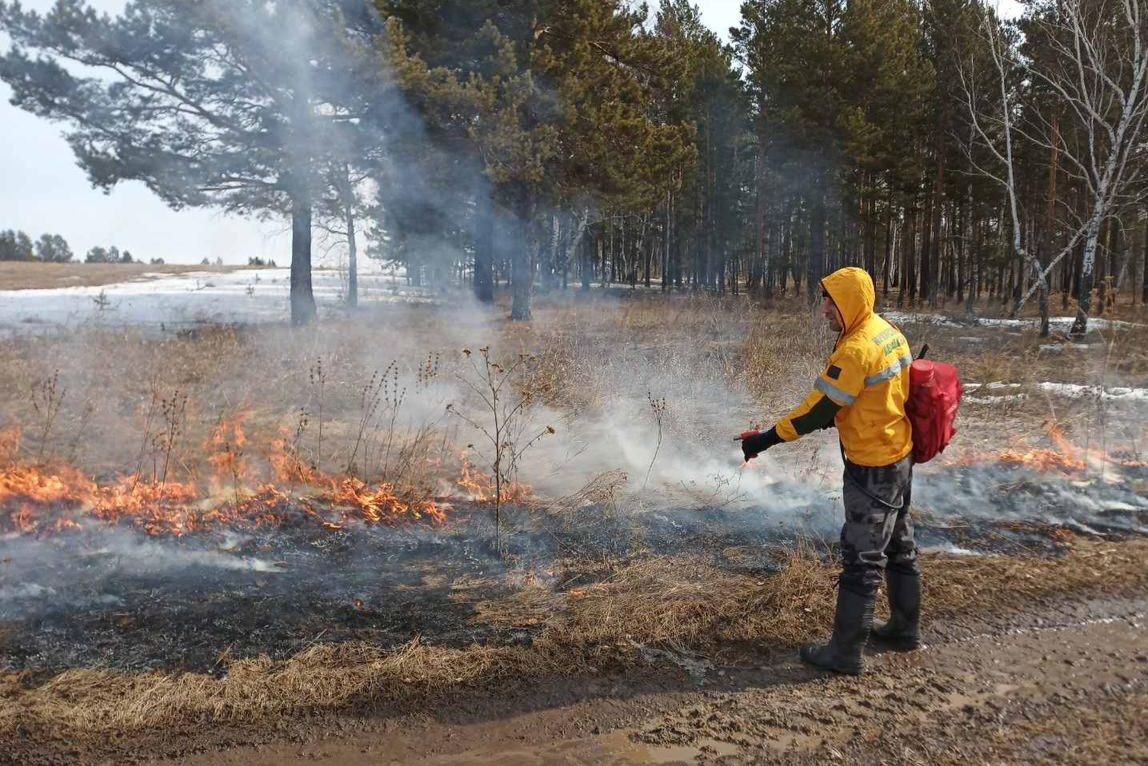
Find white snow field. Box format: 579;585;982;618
0;267;434;337
883;310;1144;333
963;381;1148;404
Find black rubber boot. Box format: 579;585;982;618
799;587;875;676
871;570;921;650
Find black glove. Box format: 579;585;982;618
742;427;781;462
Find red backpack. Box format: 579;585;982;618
905;346;962;464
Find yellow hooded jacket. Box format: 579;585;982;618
775;267;913;467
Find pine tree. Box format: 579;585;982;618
34;233;73;263
386;0;690;318
0;230;35;261
0;0;389;324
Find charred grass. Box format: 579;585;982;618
2;536;1146;740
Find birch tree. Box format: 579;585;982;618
958;10;1063;335
1019;1;1145;334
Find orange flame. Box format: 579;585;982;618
326;478;447;525
206;413;251;487
1;463;92;534
0;425;21;465
90;478;202;536
456;456;532;504
0;418;549;538
269;430;319;486
963;420;1145;473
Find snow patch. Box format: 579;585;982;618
1035;382;1148;402
0;267;437;338
964;382;1024;392
964;381;1148;404
884;311;1143;333
965;394;1028;405
1039;343;1091;352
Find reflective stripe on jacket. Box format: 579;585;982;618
775;267;913;467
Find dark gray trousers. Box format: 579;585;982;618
839;455;917;596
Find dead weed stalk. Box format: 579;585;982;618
30;370;64;463
448;347;554;546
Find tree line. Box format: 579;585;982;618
0;229;141;263
0;230;72;262
1;0;1145;334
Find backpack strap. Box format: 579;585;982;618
839;442;909;512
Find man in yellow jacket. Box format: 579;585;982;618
741;267;920;675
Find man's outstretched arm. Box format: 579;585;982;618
742;354;861;461
742;393;841;460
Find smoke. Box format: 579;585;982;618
520;392;836;520
4;0;1146;551
0;529;283;620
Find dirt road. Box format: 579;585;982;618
151;594;1146;766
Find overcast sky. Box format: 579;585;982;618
0;0;1015;266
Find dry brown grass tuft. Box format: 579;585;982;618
921;538;1148;615
0;640;541;736
739;308;834;409
555;545;836;650
4;537;1145;739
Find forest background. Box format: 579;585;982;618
1;0;1145;335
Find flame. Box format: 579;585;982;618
456;456;532;504
0;425;21;465
0;417;543;538
963;420;1145;473
1;463;92;534
269;430;319;485
996;448;1085;472
326;478;447;525
206;413;251;487
90;478;202;536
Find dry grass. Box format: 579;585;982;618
0;262;252;291
3;537;1145;739
3;291;1148;741
0;295;814;488
2;291;1135;484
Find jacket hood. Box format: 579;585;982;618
822;267;875;335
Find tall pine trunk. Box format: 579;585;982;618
581;234;593;291
754;120;767;295
926;154;944;307
290;192;317;326
863;175;876;275
510;201;535;321
808;184;826;303
882;211;892;296
474;193;495;303
345;201;358;308
511;244;534;320
663;191;672;292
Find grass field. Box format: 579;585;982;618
0;261;253;291
1;288;1146;761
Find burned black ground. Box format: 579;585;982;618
2;463;1144;674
